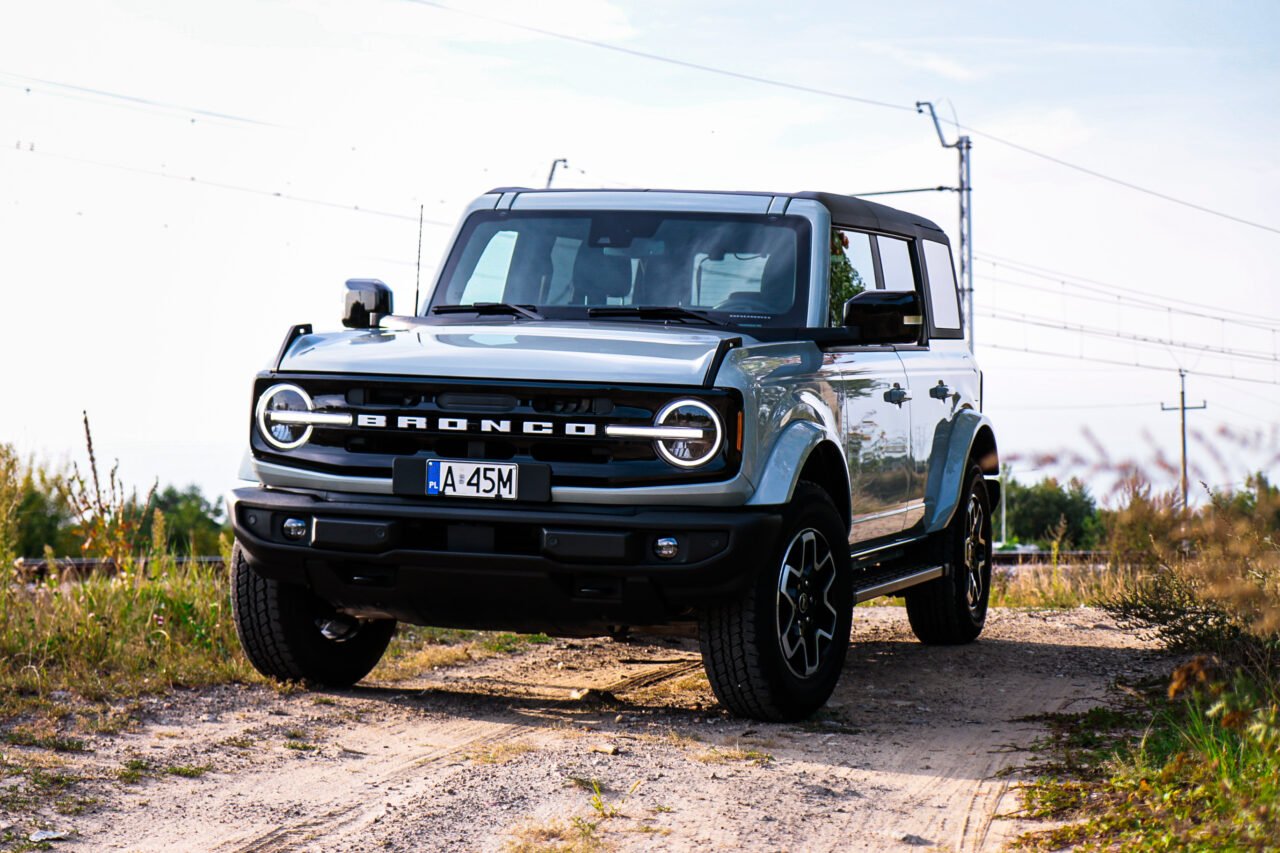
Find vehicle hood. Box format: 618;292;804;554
276;320;753;386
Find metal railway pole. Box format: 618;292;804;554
917;102;974;351
1161;369;1207;511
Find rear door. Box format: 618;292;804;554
889;237;978;532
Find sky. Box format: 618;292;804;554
1;0;1278;509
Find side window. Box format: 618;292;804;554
830;229;874;325
922;240;962;334
877;235;916;293
459;230;517;303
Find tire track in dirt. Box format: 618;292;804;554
52;608;1169;851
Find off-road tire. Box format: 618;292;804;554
698;483;853;722
230;541;395;686
905;465;992;645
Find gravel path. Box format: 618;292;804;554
35;607;1168;851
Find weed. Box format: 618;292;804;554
220;736;254;749
478;632;552;654
117;758;151;784
1014;677;1280;850
588;779;641;820
164;764;210;778
3;731;88;753
284;741;317;752
54;794;98;815
312;696;336;706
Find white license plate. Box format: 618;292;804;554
426;459;518;500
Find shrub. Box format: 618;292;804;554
1104;473;1280;678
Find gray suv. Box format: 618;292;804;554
229;188;999;722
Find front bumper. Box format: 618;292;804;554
230;487;781;635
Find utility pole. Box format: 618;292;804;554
546;158;568;189
916;102;973;351
1161;369;1207;511
1000;463;1009;544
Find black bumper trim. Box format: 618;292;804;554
231;486;781;634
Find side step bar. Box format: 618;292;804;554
853;565;945;604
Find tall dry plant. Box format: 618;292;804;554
63;412;156;566
1106;474;1280;676
0;443;21;567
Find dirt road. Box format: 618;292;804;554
32;607;1166;851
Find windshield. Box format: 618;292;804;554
428;211;811;327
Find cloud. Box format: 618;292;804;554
854;41;988;82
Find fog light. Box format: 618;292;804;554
282;518;309;541
654;537;680;560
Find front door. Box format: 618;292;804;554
828;349;913;544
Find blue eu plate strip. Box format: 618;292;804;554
426;460;441;495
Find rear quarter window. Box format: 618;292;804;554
922;240;962;334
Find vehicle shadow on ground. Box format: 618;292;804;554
312;630;1161;783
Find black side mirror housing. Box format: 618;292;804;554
842;290;924;345
343;279;393;329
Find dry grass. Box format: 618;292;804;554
990;563;1143;609
624;670;713;709
371;627;552;682
694;745;773;766
505;818;608;853
466;741;537;765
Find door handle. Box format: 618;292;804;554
929;381;951;400
884;384;911;406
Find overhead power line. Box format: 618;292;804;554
980;342;1280;387
6;143;454;227
982;272;1279;332
981;309;1280;363
951;123;1280;237
977;252;1280;324
0;70;274;127
407;1;1280;238
403;0;914;114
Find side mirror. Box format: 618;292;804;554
343;279;393;329
842;290;923;345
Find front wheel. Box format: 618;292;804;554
230;542;395;686
905;465;992;645
699;483;853;722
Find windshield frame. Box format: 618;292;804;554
424;210;813;329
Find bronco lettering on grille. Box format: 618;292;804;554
353;413;598;437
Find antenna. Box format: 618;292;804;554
413;203;424;315
546;158;568;188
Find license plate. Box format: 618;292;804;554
426;459;518;500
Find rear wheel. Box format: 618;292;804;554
905;465;992;645
230;542;395;686
699;483;853;721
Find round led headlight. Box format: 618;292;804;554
255;383;315;450
654;399;723;468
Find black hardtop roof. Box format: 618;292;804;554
485;187;949;245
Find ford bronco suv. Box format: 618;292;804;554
229;188;999;722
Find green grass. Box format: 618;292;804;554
116;758;151;784
0;557;257;725
1015;679;1280;850
2;731;88;753
164;764;211;778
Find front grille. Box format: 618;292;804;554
252;373;741;489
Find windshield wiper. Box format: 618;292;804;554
431;302;544;320
587;306;724;326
